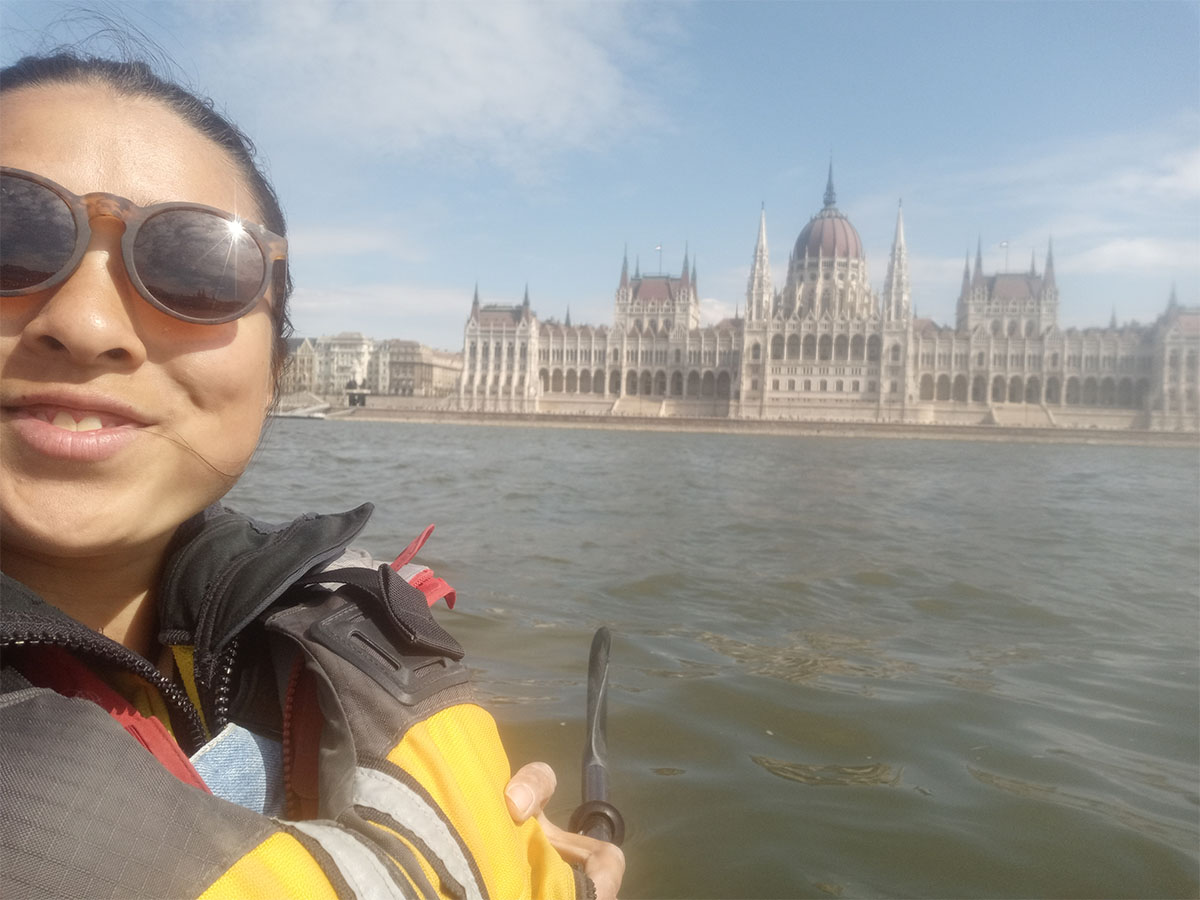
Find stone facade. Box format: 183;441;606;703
281;333;462;399
458;169;1200;431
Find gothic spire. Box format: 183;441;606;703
565;304;571;327
881;200;911;322
680;244;690;287
620;246;629;289
522;283;530;309
472;282;480;312
961;252;971;297
823;158;837;208
1043;237;1056;288
1029;248;1037;276
972;236;984;287
746;206;773;322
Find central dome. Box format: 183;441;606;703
792;166;864;260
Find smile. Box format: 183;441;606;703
22;407;133;432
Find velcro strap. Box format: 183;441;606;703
294;564;463;660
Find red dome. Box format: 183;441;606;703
793;206;863;260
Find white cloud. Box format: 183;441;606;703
1064;238;1200;273
699;296;735;325
288;225;427;263
288;282;470;350
201;1;675;176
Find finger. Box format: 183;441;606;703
504;761;557;823
539;814;625;900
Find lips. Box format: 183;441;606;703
3;397;151;462
20;406;139;432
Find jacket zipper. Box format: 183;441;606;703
2;626;208;754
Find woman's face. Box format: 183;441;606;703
0;83;276;561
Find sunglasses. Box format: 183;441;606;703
0;166;287;324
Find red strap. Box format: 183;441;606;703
20;646;210;792
407;567;457;610
390;523;436;571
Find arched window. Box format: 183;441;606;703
1025;377;1041;404
867;335;882;362
1045;377;1061;403
1009;375;1023;403
579;370;591;393
610;370;622;395
891;343;902;362
626;370;638;395
992;375;1007;402
771;334;785;360
834;335;849;361
1025;320;1036;337
717;372;731;398
751;343;761;361
640;370;653;395
671;371;683;395
818;335;833;361
971;375;986;403
850;335;865;360
786;334;801;359
565;369;577;393
686;371;700;396
654;371;667;395
701;371;716;397
803;334;817;360
920;374;935;400
936;374;951;401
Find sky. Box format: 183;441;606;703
2;1;1198;351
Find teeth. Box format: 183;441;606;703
52;411;78;431
49;412;105;432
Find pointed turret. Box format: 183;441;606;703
634;256;641;279
961;253;971;296
692;260;697;289
881;200;911;322
522;284;530;311
565;305;571;327
680;244;690;288
1043;238;1056;288
1029;249;1037;276
1168;283;1179;309
471;283;481;319
1110;307;1118;329
972;236;984;287
823;159;837;208
620;247;629;289
746;206;773;322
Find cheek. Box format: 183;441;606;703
174;326;274;463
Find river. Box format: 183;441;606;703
226;419;1199;899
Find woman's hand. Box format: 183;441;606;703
505;761;625;900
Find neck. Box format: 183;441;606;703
2;540;169;659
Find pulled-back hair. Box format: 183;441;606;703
0;52;294;380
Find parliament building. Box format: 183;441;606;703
458;169;1199;431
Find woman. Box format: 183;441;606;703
0;53;622;899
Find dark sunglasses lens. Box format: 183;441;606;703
0;175;78;291
133;209;265;321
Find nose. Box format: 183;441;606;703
19;217;149;369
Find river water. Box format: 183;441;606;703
226;419;1199;899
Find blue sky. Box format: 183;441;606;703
3;1;1198;351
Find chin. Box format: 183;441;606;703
0;478;221;563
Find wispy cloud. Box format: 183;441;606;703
200;1;677;177
289;282;469;349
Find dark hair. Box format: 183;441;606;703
0;52;294;382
